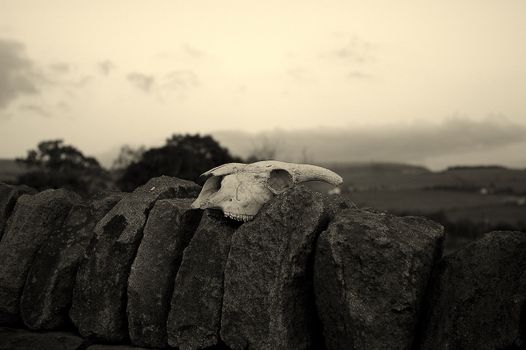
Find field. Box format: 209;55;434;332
321;162;526;193
310;163;526;251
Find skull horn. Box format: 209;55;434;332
201;162;247;177
288;163;343;186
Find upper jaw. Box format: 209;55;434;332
198;204;257;222
222;210;255;222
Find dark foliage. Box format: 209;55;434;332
422;210;526;240
446;165;508;171
117;134;240;192
111;145;146;170
16;140;113;196
397;209;526;254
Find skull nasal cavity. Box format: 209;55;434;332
267;169;294;194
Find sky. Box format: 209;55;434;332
1;0;525;168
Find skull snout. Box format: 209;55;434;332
205;190;234;210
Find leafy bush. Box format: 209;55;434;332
16;140;114;196
117;134;240;191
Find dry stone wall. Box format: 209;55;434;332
313;209;444;350
0;177;524;350
221;187;329;350
0;189;81;325
69;177;200;342
0;184;36;242
20;192;125;330
128;198;202;348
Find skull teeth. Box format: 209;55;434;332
223;211;254;222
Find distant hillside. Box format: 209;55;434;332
321;162;430;174
211;119;526;170
308;161;526;193
446;165;507;171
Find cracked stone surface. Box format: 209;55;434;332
0;326;85;350
70;177;200;342
20;192;124;330
0;189;80;325
313;208;444;350
0;183;35;242
128;198;202;348
220;186;329;350
420;230;526;350
167;212;238;350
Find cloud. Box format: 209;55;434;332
156;44;207;62
70;75;92;88
0;38;95;118
162;70;199;90
44;63;92;89
212;117;526;167
126;70;199;94
19;104;51;117
329;36;375;64
97;60;115;76
182;44;205;59
127;72;155;92
48;62;70;74
347;70;373;80
333;118;526;162
0;38;41;109
287;68;316;83
56;101;70;111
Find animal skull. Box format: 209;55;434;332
191;160;343;222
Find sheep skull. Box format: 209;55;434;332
191;160;343;221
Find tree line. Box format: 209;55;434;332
14;134;244;196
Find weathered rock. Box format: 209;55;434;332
220;186;329;350
420;231;526;350
70;176;200;342
20;192;125;330
0;189;80;325
87;345;151;350
88;190;129;220
167;212;239;350
313;208;444;350
128;198;203;348
0;183;35;241
321;192;354;219
0;326;85;350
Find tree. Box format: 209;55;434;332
16;140;113;196
117;134;240;191
111;145;146;170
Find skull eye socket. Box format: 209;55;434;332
211;175;224;190
267;169;293;194
191;175;224;209
200;175;223;195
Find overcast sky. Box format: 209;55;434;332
1;0;525;167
